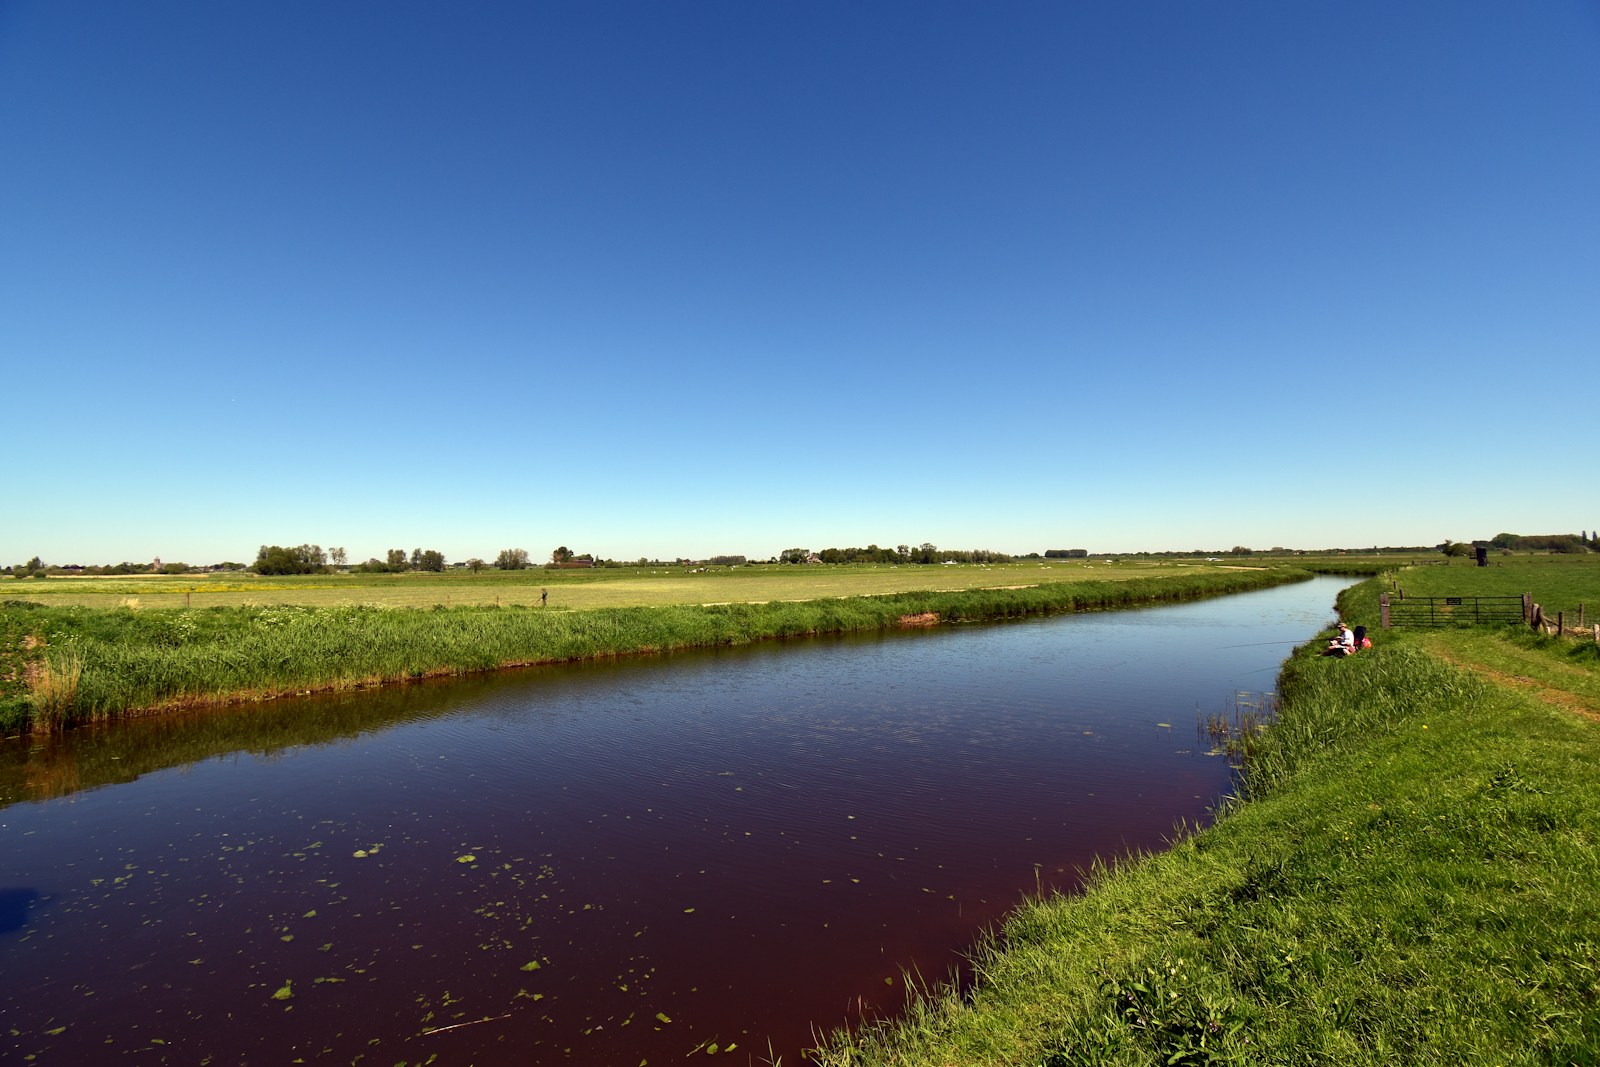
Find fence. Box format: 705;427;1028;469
1379;592;1530;629
1380;593;1597;643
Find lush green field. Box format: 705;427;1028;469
1;566;1308;734
0;556;1405;611
5;561;1145;611
1337;554;1600;641
1383;553;1598;624
815;556;1600;1065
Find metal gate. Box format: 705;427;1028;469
1379;593;1529;628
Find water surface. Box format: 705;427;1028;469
0;576;1350;1064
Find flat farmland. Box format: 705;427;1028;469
1;560;1250;611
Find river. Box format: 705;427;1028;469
0;575;1352;1065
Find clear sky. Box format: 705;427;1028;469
3;2;1596;566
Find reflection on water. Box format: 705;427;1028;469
0;577;1350;1065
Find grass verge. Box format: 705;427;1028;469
813;572;1600;1066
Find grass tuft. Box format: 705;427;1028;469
30;646;83;732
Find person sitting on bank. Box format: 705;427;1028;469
1324;622;1356;656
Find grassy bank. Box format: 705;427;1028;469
1;567;1304;734
815;561;1600;1065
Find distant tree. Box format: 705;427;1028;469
780;548;810;564
415;549;446;572
253;544;329;575
1440;541;1470;557
551;546;574;564
386;549;410;571
159;562;190;575
496;548;530;570
466;558;485;574
330;547;348;567
1230;546;1253;556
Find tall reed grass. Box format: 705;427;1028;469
29;646;82;732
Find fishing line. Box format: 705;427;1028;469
1215;640;1301;649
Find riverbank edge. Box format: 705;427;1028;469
811;576;1600;1065
2;567;1313;735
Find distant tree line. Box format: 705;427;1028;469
1483;532;1596;554
4;557;223;577
43;532;1590;582
254;544;331;575
350;548;446;573
777;543;1016;565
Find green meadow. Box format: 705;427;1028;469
5;557;1292;611
816;555;1600;1066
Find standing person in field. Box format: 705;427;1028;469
541;588;548;607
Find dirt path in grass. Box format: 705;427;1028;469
1424;638;1600;724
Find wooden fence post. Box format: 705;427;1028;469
1380;593;1391;629
1557;612;1565;636
1523;592;1533;623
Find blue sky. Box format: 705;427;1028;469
3;2;1597;565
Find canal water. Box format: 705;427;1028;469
0;576;1351;1065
